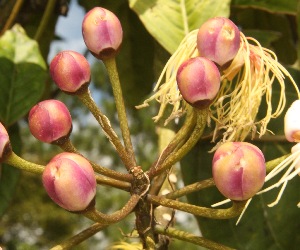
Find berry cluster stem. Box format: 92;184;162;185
148;194;246;219
77;88;133;171
4;152;44;174
104;57;136;167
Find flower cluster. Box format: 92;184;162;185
137;17;300;145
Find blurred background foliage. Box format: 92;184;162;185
0;0;299;249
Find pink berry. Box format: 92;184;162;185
42;152;96;211
177;57;220;109
212;142;266;200
50;50;91;93
82;7;123;60
28;100;72;144
197;17;240;66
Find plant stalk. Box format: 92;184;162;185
77;88;133;171
148;194;246;219
50;223;107;250
154;225;235;250
58;138;133;182
104;57;136;167
4;151;44;174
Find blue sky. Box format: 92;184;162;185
48;0;87;62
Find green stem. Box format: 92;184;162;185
103;58;136;166
165;178;215;199
148;108;208;178
83;194;140;224
1;0;25;35
58;138;133;182
148;108;197;195
95;174;131;192
266;154;290;173
4;152;44;174
154;225;234;250
34;0;57;41
148;194;246;219
50;223;107;250
77;88;133;171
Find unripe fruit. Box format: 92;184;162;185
82;7;123;60
50;50;91;93
197;17;240;66
212;142;266;200
284;100;300;142
176;57;220;109
0;123;11;162
42;152;96;211
28;100;72;144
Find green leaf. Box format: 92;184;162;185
232;0;298;15
129;0;230;54
0;123;21;217
0;24;47;126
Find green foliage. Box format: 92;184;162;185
0;124;21;217
232;0;298;14
129;0;231;54
0;24;46;126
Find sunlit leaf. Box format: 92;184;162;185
129;0;230;54
0;24;47;126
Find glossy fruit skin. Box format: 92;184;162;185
177;57;220;109
42;152;96;211
197;17;240;66
50;50;91;93
82;7;123;60
28;100;72;144
212;142;266;201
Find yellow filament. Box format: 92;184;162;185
137;30;300;144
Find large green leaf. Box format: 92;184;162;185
0;24;47;126
129;0;230;54
232;0;298;15
0;123;21;217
